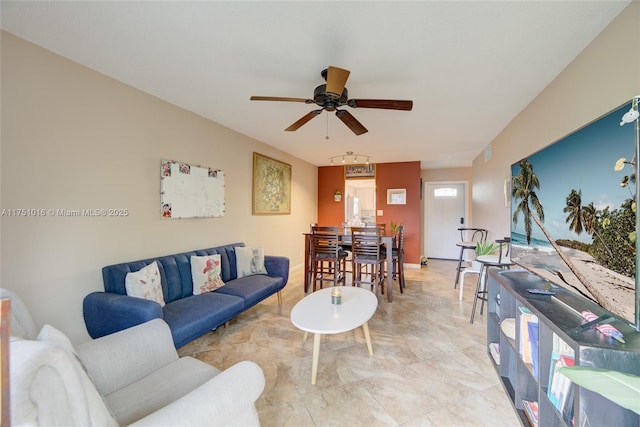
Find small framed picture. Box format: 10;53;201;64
387;188;406;205
345;164;376;179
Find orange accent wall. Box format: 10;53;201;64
317;166;346;226
317;161;421;264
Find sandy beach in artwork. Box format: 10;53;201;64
511;245;636;323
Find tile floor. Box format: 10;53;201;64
177;259;520;426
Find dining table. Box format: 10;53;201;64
303;231;396;302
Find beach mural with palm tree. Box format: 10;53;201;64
510;102;636;322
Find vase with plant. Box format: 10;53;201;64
390;221;403;233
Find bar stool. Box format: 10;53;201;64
351;226;386;295
470;237;513;324
453;228;487;289
391;225;405;293
310;226;348;291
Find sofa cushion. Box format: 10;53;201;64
162;292;244;348
215;275;282;309
191;254;225;295
105;356;219;426
235;246;268;277
125;261;166;307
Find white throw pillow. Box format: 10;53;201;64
235;246;268;278
124;261;165;307
191;254;225;295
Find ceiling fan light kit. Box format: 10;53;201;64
250;66;413;136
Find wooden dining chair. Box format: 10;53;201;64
391;225;405;293
365;223;386;235
310;226;348;291
351;226;386;295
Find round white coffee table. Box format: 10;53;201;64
290;286;378;385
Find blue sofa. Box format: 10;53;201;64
83;242;289;348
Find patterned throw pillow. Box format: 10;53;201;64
191;254;225;295
235;246;268;278
124;261;166;306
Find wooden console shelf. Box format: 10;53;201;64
486;268;640;427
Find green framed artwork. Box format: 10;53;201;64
252;152;292;215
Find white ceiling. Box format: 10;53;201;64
0;1;630;168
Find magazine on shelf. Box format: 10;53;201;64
522;400;539;427
489;342;500;365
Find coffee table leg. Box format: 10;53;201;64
362;321;373;355
311;333;321;385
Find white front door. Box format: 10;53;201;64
425;182;467;260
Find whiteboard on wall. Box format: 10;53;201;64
160;160;225;219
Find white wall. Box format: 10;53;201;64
0;32;318;344
472;3;639;241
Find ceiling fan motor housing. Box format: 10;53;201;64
314;84;348;111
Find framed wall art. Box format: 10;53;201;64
345;163;376;179
387;188;406;205
252;152;292;215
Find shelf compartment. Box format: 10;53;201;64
486;268;640;427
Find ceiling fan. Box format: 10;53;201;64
250;66;413;136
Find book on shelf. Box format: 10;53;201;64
528;320;539;378
548;352;575;418
552;332;573;355
489;342;500;365
522;400;539;427
518;306;538;370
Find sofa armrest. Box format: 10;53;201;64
83;291;163;339
129;361;265;427
264;255;289;287
77;319;178;396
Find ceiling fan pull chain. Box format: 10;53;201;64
326;112;330;140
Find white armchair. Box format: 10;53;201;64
4;289;265;426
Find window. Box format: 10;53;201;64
434;188;457;197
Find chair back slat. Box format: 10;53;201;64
312;226;341;257
351;226;382;260
396;225;405;252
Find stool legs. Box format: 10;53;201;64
470;264;488;324
453;246;465;289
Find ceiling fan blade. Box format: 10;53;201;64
336;110;368;136
285;110;322;131
250;96;311;103
325;66;350;98
348;99;413;111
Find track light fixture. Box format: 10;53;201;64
329;151;372;166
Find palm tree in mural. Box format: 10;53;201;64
512;159;611;310
564;189;585;234
563;190;613;257
581;201;614;257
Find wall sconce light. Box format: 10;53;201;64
334;190;342;202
